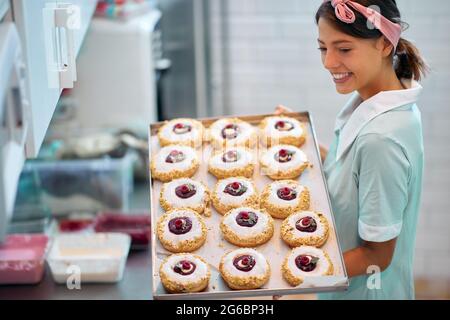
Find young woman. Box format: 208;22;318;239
276;0;428;299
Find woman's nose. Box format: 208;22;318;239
323;51;340;70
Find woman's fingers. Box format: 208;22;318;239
319;143;329;163
274;105;293;115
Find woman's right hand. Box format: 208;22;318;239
274;104;293;115
319;144;328;163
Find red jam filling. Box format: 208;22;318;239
175;183;197;199
224;181;247;196
235;211;258;227
221;123;240;140
168;217;192;235
173;123;192;134
274;120;294;131
277;187;297;201
274;148;295;163
295;255;319;272
233;254;256;272
165;150;186;163
173;260;196;275
295;216;317;233
222;150;239;163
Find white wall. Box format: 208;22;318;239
208;0;450;279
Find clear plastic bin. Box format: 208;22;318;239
46;233;131;284
13;154;134;217
0;234;50;285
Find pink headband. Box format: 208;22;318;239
324;0;402;51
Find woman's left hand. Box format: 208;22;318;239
274;104;293;115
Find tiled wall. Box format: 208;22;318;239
208;0;450;279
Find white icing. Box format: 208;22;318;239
208;147;254;170
286;246;331;277
161;254;209;283
161;209;204;244
210;119;255;146
260;145;308;171
222;207;271;237
159;119;202;143
222;248;269;277
153;145;198;173
215;177;257;206
162;178;207;208
286;211;326;239
266;181;305;207
262;116;303;139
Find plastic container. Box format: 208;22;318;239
14;153;134;216
47;233;131;284
8;217;53;234
0;234;50;285
93;212;151;249
58;218;94;233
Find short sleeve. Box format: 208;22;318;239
354;134;411;242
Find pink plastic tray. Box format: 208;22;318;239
0;234;49;285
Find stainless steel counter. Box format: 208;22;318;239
0;182;154;300
0;245;153;300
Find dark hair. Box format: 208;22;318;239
315;0;428;81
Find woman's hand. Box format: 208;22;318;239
319;144;328;163
274;104;293;115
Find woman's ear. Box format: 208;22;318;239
381;37;394;57
374;37;393;57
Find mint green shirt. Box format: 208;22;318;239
319;80;424;300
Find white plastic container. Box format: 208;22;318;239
47;233;131;284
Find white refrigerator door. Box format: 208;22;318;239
12;0;97;157
0;23;27;241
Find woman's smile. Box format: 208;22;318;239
331;72;353;84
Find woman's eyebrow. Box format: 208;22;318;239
317;39;353;45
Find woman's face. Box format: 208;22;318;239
317;17;389;95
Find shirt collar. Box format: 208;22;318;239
334;79;423;161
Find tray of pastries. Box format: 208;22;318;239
148;112;349;299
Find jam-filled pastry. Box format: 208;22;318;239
259;144;309;180
158;118;204;148
260;180;310;219
281;211;330;247
282;246;333;286
208;147;255;179
211;177;259;215
157;208;207;253
209;118;257;149
219;248;271;290
150;145;199;182
259;115;306;148
160;178;211;217
159;253;211;293
220;207;274;247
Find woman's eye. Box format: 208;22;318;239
339;48;352;53
318;47;327;52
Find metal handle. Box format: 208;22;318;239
43;2;80;89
